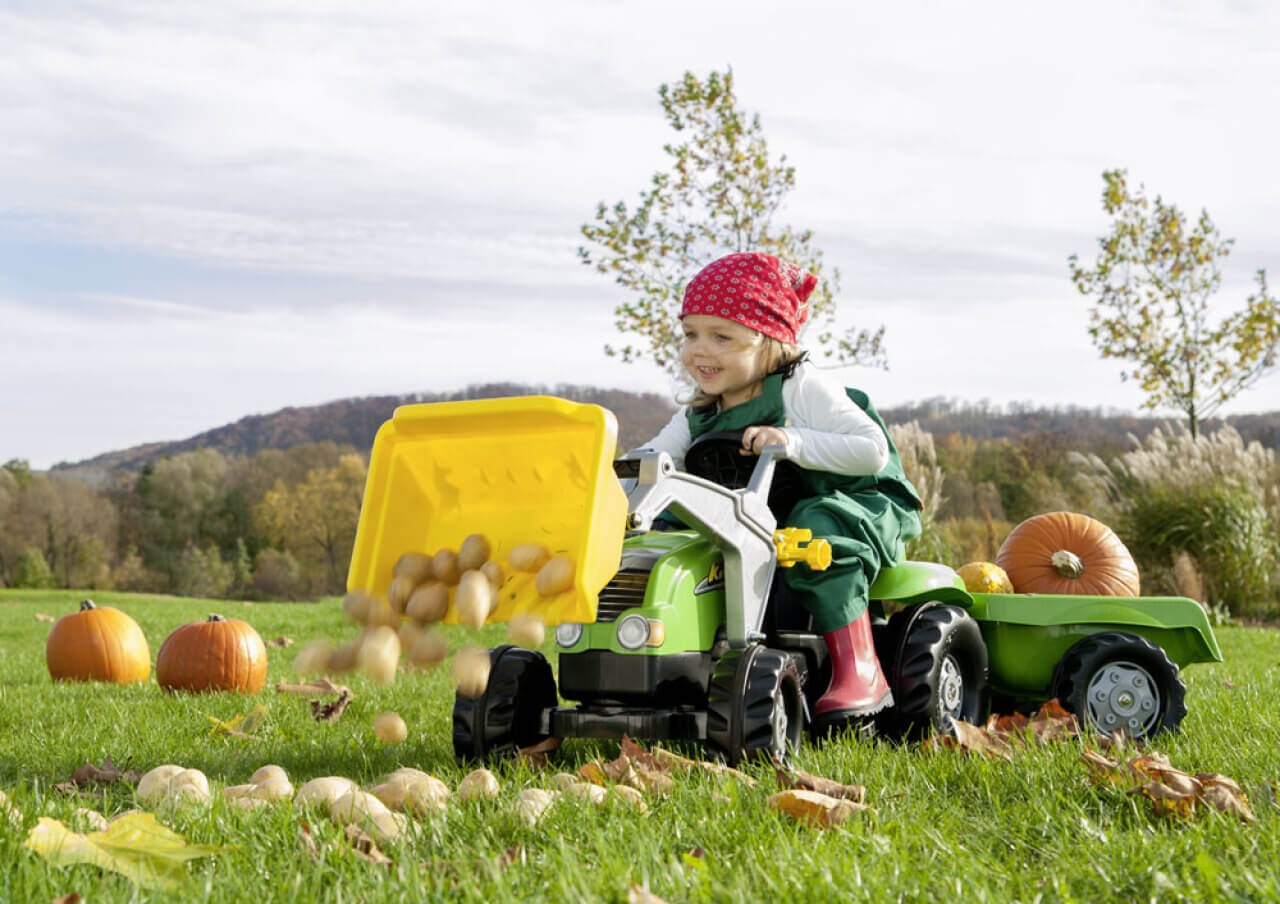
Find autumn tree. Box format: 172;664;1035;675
579;68;885;378
1069;169;1280;438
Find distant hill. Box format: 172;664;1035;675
52;385;1280;478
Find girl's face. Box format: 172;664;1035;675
680;314;769;409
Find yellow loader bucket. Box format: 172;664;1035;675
347;396;628;626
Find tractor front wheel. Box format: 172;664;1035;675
452;645;557;764
707;646;805;766
1051;632;1186;740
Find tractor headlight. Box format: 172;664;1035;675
616;614;651;650
555;622;584;648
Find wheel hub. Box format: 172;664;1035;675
939;656;964;717
1085;660;1160;736
769;689;790;760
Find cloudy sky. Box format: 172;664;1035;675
3;0;1279;469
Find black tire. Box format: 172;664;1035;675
880;603;989;739
1050;632;1186;740
706;645;805;766
452;645;557;764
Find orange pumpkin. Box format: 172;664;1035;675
995;511;1140;597
46;599;151;684
155;614;268;693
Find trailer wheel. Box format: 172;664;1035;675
880;603;989;739
707;646;805;766
1051;632;1186;740
452;645;557;764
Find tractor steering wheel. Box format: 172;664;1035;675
683;430;808;522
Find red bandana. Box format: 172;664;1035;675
680;252;818;344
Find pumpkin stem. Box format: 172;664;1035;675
79;599;97;611
207;614;227;622
1051;550;1085;579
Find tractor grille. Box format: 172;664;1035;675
595;569;650;622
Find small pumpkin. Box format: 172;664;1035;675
995;511;1139;597
956;561;1014;595
155;614;268;693
46;599;151;684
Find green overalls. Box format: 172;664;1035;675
688;374;923;633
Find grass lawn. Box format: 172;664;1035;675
1;588;1277;902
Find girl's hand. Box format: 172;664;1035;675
740;426;788;455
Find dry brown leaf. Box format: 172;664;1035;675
1026;699;1079;743
518;736;561;768
577;761;608;786
298;820;320;864
768;789;870;827
311;690;353;722
1081;749;1124;785
266;636;295;649
1200;783;1257;823
1131;781;1198;820
775;767;865;803
628;885;671;903
1085;749;1255;823
54;758;142;794
34;612;56;623
949;718;1014;760
493;844;522;872
986;711;1029;734
278;677;355;723
52;894;82;904
622;736;756;786
343;825;392;866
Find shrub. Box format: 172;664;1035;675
12;547;54;589
250;549;304;601
173;544;234;599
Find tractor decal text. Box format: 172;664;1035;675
693;561;725;596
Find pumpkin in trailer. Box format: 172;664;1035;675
955;561;1014;595
45;599;151;684
155;614;268;693
995;511;1140;597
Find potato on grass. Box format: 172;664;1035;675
373;711;408;744
514;788;557;826
372;769;450;814
296;777;359;809
137;765;209;806
451;645;491;699
457;768;500;801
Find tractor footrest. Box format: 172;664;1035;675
548;706;706;741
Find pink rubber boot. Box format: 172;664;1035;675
814;610;893;729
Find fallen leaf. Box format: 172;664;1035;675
298;821;320;864
1083;750;1255;823
622;736;756;786
1131;781;1197;820
266;636;294;649
311;691;353;723
34;613;56;623
343;825;391;866
54;758;142;794
52;894;82;904
768;789;870;827
278;679;355;722
518;736;561;768
775;768;865;803
494;844;522;872
1200;783;1256;823
24;813;222;891
208;704;270;738
628;884;670;903
1026;699;1079;743
949;718;1013;760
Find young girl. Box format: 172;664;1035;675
639;252;923;734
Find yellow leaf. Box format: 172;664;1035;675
24;813;222;891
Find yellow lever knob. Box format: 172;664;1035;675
773;528;833;571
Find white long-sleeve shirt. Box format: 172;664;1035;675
637;362;890;476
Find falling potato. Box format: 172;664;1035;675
535;555;575;597
373;711;408;744
406;582;449;624
507;612;546;648
341;590;376;625
387;575;417;614
457;768;500;801
508;543;551;573
457;533;492;572
451;645;491;699
393;551;434;584
327;640;360;675
356;625;401;684
408;628;449;670
454;571;493;630
293;639;334;677
479;559;505;591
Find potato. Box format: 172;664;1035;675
406;581;449;624
408;628;449;669
454;571;493;630
549;772;580;791
327;640;360;674
432;548;461;585
230;797;268;811
292;639;334;677
565;782;608;805
401;775;451;815
373;711;408;744
250;765;289;786
367;595;400;628
136;764;186;805
393;551;434;584
357;625;401;684
479;559;505;591
507;612;546;648
222;783;257;800
296;776;358;809
73;808;109;832
514;788;557;825
166;769;210;803
451;645;491;699
341;590;376;625
457;533;491;572
398;620;424;653
508;543;551;573
330;789;392;824
535;555;575;597
457;768;500;801
387;575;417;614
611;785;647;812
0;790;21;827
248;774;294;801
